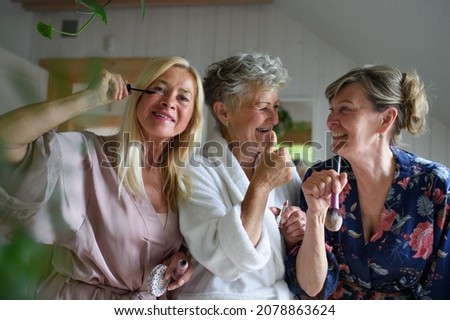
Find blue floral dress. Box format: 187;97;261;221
286;147;450;299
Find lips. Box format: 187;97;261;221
331;131;348;151
256;127;271;133
153;111;175;123
331;131;347;139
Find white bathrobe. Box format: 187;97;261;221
173;128;301;299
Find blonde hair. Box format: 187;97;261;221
116;57;203;211
325;64;429;145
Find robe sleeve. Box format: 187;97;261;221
0;131;91;244
0;130;61;234
415;166;450;299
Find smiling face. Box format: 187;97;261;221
221;89;280;159
136;66;196;143
327;82;384;158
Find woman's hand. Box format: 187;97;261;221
301;170;347;216
162;251;194;291
242;131;295;246
0;69;130;165
252;131;294;192
271;205;307;250
87;69;129;105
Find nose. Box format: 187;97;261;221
326;110;338;129
270;108;279;125
160;92;177;109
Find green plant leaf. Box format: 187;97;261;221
140;0;146;20
274;106;293;137
0;228;53;299
80;0;108;24
36;22;53;39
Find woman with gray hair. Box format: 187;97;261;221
172;52;306;299
287;64;450;299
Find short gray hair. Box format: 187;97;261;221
203;51;290;116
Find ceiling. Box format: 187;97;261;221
17;0;271;11
277;0;450;124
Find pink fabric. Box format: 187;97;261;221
0;131;183;299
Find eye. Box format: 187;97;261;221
179;94;191;103
149;86;165;95
329;105;350;113
254;102;271;111
340;106;350;112
177;95;192;107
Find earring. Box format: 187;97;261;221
378;133;384;139
224;121;229;127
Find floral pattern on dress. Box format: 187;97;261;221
286;147;450;299
409;221;433;259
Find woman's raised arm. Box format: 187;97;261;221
0;70;128;164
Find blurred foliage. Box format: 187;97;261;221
273;106;293;138
0;229;53;299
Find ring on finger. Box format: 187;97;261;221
300;217;306;227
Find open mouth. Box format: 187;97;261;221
331;131;348;152
153;111;175;123
332;131;347;139
256;127;271;133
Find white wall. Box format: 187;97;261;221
1;2;448;166
0;48;48;115
0;1;34;60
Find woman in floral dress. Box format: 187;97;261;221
286;64;450;299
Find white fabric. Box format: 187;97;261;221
173;128;301;299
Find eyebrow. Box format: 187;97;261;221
254;100;280;106
179;88;193;96
331;99;354;106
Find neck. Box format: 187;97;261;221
144;140;169;169
348;146;395;187
234;148;258;178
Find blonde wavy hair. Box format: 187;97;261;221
116;56;203;211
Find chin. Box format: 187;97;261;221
332;140;348;154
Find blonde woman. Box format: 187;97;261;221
0;57;203;299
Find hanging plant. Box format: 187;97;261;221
36;0;146;39
34;0;295;136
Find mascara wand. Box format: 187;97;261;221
325;155;343;232
126;84;157;95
